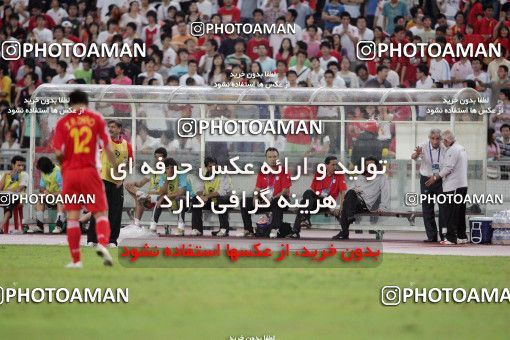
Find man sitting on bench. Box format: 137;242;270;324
332;156;390;240
1;155;28;234
191;156;233;237
287;155;347;239
125;147;168;232
240;147;291;238
156;157;194;236
29;156;65;234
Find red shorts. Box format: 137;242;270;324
62;167;108;212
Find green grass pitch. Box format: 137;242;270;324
0;245;509;339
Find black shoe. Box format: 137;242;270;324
423;239;437;243
36;220;44;229
332;232;349;240
285;232;300;239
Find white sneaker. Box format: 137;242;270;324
177;221;186;229
87;242;97;247
96;244;113;266
107;243;117;248
173;227;185;236
457;238;469;244
440;240;456;245
216;228;228;237
52;226;63;234
191;228;202;236
149;222;157;232
269;229;278;238
65;261;83;269
9;229;23;235
27;226;43;234
238;230;254;237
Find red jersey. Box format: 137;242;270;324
247;37;271;61
255;166;291;196
282;106;317;145
467;2;484;28
310;173;347;201
476;17;498;38
53;109;110;171
218;6;241;23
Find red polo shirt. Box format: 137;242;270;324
310;173;347;201
255;166;291;196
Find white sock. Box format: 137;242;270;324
36;211;44;222
150;221;157;229
134;218;140;227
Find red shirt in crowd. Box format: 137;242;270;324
144;26;159;47
53;109;110;171
463;33;485;47
282;105;317;145
255;166;292;197
218;6;241;23
310;173;347;201
476;17;498;38
465;2;484;28
28;14;56;31
247;37;271;61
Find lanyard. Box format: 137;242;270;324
266;174;276;188
429;143;440;164
324;175;336;194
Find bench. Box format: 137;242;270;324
119;204;483;240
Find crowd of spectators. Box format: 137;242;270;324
1;0;510;163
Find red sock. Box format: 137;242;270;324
2;221;8;234
66;220;81;263
96;216;111;247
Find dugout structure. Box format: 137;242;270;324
28;85;500;231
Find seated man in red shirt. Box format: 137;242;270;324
288;155;347;239
240;147;291;238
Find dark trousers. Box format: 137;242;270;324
87;180;123;245
339;190;369;237
292;189;329;233
165;196;188;223
420;175;445;241
241;196;288;232
191;196;230;233
444;187;468;243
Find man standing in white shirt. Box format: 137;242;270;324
411;129;446;242
51;61;75;84
425;130;469;245
46;0;68;25
415;64;434;119
289;50;311;83
97;19;119;46
319;41;338;70
450;57;473;89
179;60;205;86
356;16;374;41
320;61;346;88
33;15;53;43
467;59;490;96
332;12;359;62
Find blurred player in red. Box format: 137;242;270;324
53;90;117;268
